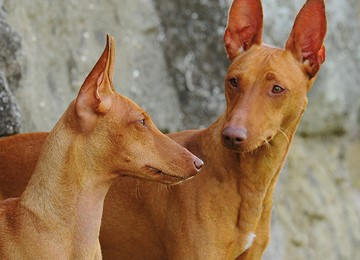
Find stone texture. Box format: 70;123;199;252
154;0;229;129
2;0;182;133
0;15;21;136
265;137;360;260
0;18;22;92
0;72;20;136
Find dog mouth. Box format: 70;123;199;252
225;135;275;153
146;166;189;185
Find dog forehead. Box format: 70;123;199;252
229;45;307;87
267;50;309;87
111;93;145;120
227;47;274;79
232;46;283;70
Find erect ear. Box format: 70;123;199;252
285;0;327;78
224;0;263;61
75;34;116;132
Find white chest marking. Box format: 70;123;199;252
243;232;256;251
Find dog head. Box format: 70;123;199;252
221;0;327;152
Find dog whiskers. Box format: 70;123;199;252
263;138;272;149
134;181;141;199
295;104;305;111
279;128;290;144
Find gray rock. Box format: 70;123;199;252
0;11;21;136
0;19;22;92
0;71;20;136
265;137;360;260
2;0;182;133
154;0;229;129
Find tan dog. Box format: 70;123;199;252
0;35;203;259
0;0;326;259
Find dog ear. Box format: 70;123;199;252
75;34;116;132
224;0;263;61
285;0;327;77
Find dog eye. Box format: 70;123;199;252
229;77;238;88
271;85;285;94
139;119;146;127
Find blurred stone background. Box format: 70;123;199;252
0;0;359;259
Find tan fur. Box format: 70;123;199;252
0;0;326;259
0;35;202;259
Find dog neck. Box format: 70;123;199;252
20;105;113;258
201;111;303;251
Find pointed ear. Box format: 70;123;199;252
285;0;327;77
75;34;116;132
224;0;263;61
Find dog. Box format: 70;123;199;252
0;0;326;258
0;35;203;259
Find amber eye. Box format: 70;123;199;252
272;85;285;94
229;77;238;88
139;119;146;127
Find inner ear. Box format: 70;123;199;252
224;0;263;61
285;0;327;77
75;34;116;132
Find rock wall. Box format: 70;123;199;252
0;17;21;136
0;0;359;259
1;0;183;133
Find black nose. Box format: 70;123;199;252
222;127;248;149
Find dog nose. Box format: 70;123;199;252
222;127;248;149
193;157;204;171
